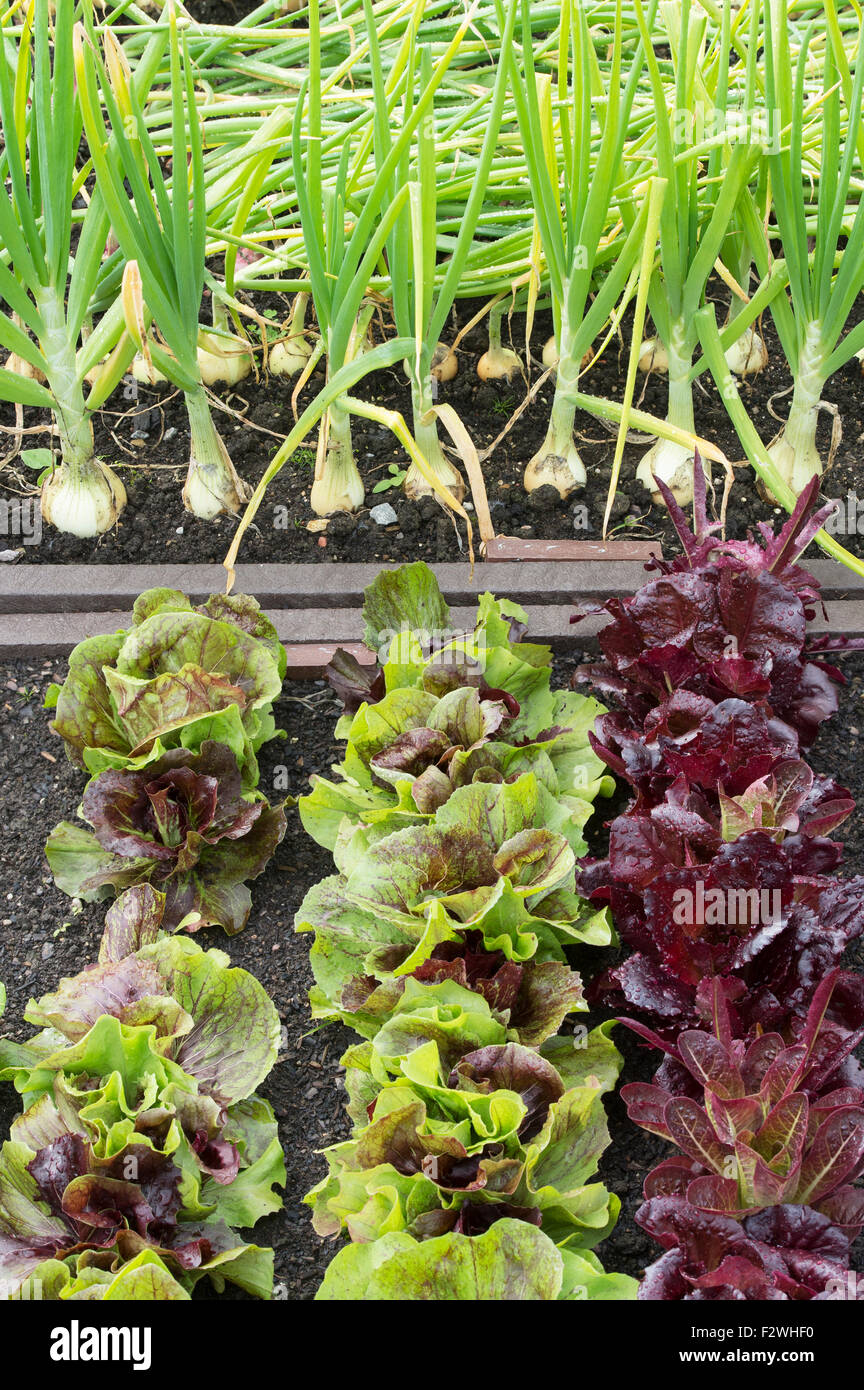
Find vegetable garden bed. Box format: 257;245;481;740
4;0;864;1315
3;632;864;1298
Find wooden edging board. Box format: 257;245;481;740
1;542;863;673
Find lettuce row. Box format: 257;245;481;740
0;886;285;1301
576;471;864;1300
295;564;636;1299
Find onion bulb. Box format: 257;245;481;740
636;439;706;505
402;412;465;504
524;439;585;497
431;342;458;383
638;337;669;373
724;326;768;376
269;293;312;377
41;458;126;537
182;391;250;520
310;404;365;516
477;303;520;381
132;330;253;388
542;336;559;370
477;344;521;381
269;334;311;377
196;330;253;386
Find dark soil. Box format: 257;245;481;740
2;646;864;1296
4;290;864;568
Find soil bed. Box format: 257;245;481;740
4;293;863;569
2;646;864;1295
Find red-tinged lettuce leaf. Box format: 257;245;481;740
190;1133;241;1186
676;1032;744;1100
636;1195;859;1301
810;1187;864;1239
22;956;190;1044
315;1220;569;1301
663;1098;729;1174
196;593;286;680
661;701;799;794
715;569;806;666
49;593;285;782
0;1142;79;1289
768;658;840;747
129;589;193;625
361;562;451;655
411;765;453;813
99;885;166;963
685;1174;745;1214
449;1044;565;1140
691;1253;783;1298
492;828;575;895
450;1201;542;1235
138;935;282;1104
371;727;451;782
345;824;497;916
575;478;846;756
745;1204;853;1262
103;666;249;759
507;961;585;1046
161;799;287;934
48;631;128;767
637;1248;691;1299
642;1157;706;1199
621;1083;676;1140
607;815;688;889
47;744;286;934
425;686;512;747
795;1108;864;1204
324;648;386;715
604;953;697;1024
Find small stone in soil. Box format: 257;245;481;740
369;502;399;526
593;492;631;522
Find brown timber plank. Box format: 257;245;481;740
2;554;861;616
4;600;864;670
0;561;650;612
485;537;660;562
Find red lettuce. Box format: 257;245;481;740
45;741;287;934
574;469;851;749
636;1198;862;1300
622;976;864;1223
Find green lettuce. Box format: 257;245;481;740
315;1221;638;1300
0;888;284;1299
46;590;286;788
300;564;612;851
296;777;611;1038
307;1019;624;1253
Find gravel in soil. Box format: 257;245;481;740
5;291;864;568
1;648;863;1295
